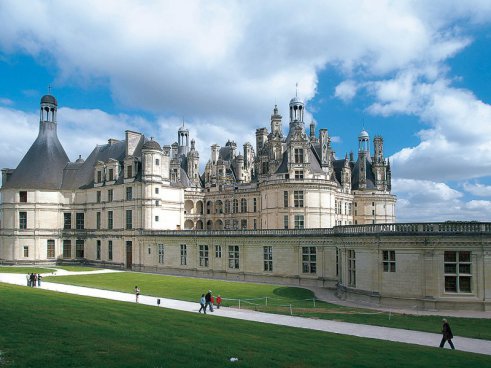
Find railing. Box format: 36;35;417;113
141;222;491;237
2;222;490;238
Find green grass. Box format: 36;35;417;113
0;283;488;368
43;271;491;340
0;265;99;274
0;266;57;274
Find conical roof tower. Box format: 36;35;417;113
3;93;69;189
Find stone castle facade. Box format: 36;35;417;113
2;93;490;310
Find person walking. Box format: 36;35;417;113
198;294;206;314
26;273;30;287
205;290;213;312
439;318;455;349
37;273;42;287
135;286;140;303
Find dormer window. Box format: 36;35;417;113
97;171;102;183
127;165;133;178
19;191;27;203
294;148;304;164
108;168;114;181
155;158;160;166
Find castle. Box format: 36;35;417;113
2;93;490;311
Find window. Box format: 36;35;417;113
126;210;133;229
253;198;257;212
444;251;472;293
241;198;247;213
158;244;165;264
108;168;114;181
155;158;160;166
294;170;304;179
127;165;133;178
383;250;396;272
233;199;238;214
97;170;102;183
283;215;289;229
108;189;113;202
96;212;101;229
47;240;55;259
96;240;101;260
294;191;304;208
155;187;160;195
348;250;356;287
76;240;84;258
108;240;113;260
335;247;339;276
294;148;304;163
155;200;160;206
19;191;27;203
302;247;316;273
19;212;27;229
155;216;159;222
262;161;269;174
215;245;222;258
126;187;133;200
180;244;187;265
224;200;230;214
199;245;209;267
253;218;257;230
76;213;84;230
148;247;151;255
264;246;273;272
241;219;247;229
63;213;71;229
107;211;113;229
228;245;239;269
63;240;71;258
283;191;289;207
348;203;352;216
96;190;101;203
294;215;304;229
23;246;29;257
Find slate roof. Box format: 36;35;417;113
2;121;69;190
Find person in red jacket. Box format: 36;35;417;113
216;295;222;309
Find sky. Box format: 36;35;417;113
1;0;491;223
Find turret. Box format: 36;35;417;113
270;105;283;137
256;128;268;152
187;139;200;186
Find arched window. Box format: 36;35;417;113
240;198;247;213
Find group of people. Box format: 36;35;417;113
199;290;222;314
26;273;42;287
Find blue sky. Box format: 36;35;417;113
1;0;491;222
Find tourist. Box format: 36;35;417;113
199;294;206;314
439;319;455;349
30;273;35;287
33;273;37;287
216;295;222;309
205;290;213;312
210;294;215;308
37;273;42;286
26;273;30;287
135;286;140;303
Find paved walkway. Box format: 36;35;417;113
1;270;491;356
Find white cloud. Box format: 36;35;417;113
463;182;491;197
335;80;358;102
393;178;491;222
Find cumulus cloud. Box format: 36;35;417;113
335;80;358;102
393;178;491;222
463;182;491;197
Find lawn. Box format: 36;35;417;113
0;283;488;368
0;265;99;274
43;271;491;340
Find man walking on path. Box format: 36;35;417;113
205;290;213;312
439;318;455;349
135;286;140;303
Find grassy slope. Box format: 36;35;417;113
0;283;488;368
43;272;491;340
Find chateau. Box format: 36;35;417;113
1;93;490;311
